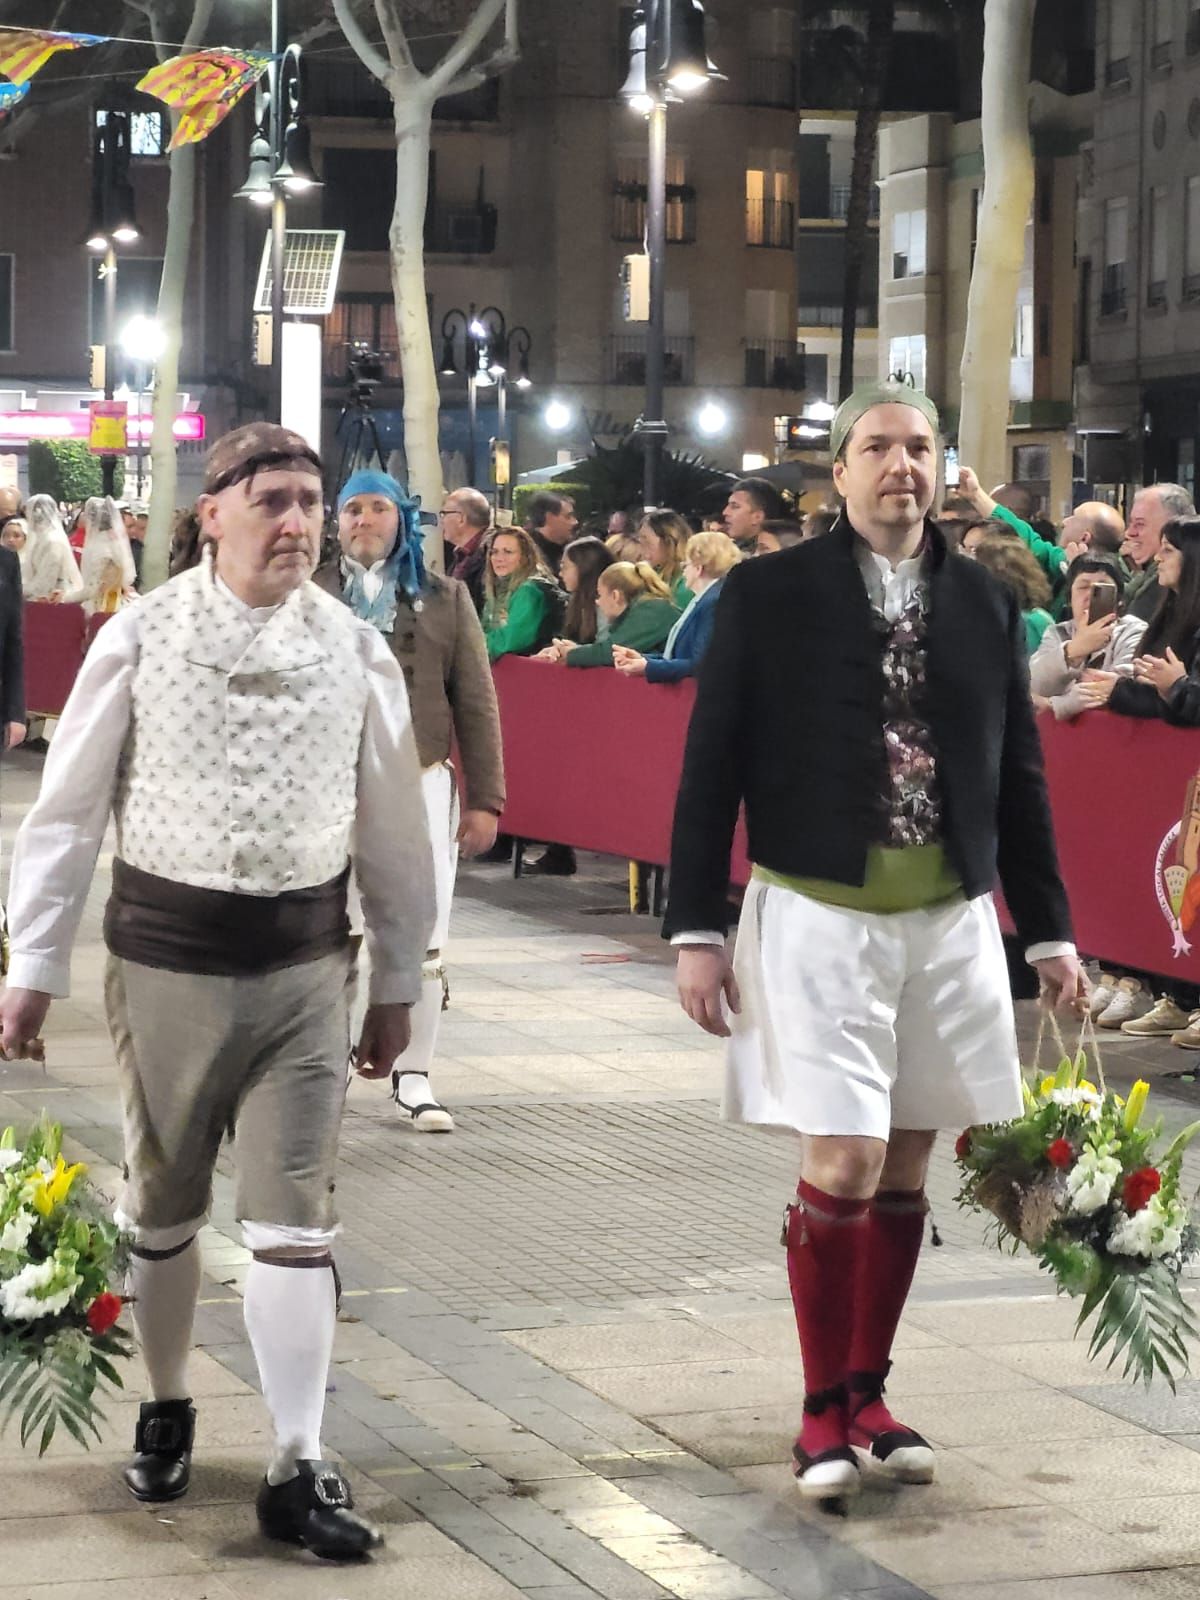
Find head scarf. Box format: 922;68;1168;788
336;469;426;627
830;379;940;464
79;494;136;610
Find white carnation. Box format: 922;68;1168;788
1108;1194;1187;1260
0;1208;35;1254
0;1258;77;1320
0;1149;23;1172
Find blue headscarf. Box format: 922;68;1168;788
336;469;427;627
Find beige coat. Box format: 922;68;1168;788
315;563;505;814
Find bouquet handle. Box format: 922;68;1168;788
1027;1007;1107;1097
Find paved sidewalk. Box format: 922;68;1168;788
2;748;1199;1600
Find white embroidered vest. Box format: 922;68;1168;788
114;556;370;895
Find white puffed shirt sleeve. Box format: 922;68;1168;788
351;628;437;1006
6;610;141;996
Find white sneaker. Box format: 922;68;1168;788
1098;980;1150;1030
1122;996;1192;1037
1088;973;1119;1017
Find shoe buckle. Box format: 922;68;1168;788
140;1416;182;1455
313;1469;350;1508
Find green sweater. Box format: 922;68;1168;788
484;580;548;662
566;595;681;668
669;574;694;609
991;502;1068;578
1024;607;1054;654
755;844;962;913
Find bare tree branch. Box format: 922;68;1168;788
375;0;416;74
331;0;392;82
428;0;510;93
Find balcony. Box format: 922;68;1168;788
611;185;696;244
605;335;694;386
1104;56;1131;87
744;341;806;389
797;302;878;328
1100;262;1127;317
425;203;498;255
1148;279;1168;310
307;60;392;118
322;340;400;384
1189;12;1200;56
1151;40;1172;69
1184;272;1200;302
746;198;795;249
829;184;880;222
746;56;795;109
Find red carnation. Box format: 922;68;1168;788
1046;1138;1075;1170
86;1292;122;1335
954;1129;972;1160
1122;1167;1162;1214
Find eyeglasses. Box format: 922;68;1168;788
440;506;463;517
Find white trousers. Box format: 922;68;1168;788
724;878;1024;1140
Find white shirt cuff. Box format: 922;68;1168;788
6;954;70;998
366;961;423;1008
1026;941;1076;965
670;931;726;947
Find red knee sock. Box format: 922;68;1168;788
785;1180;870;1458
847;1187;927;1427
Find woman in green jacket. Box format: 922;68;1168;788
637;510;694;609
546;561;680;668
482;527;561;661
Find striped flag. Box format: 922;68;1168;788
137;50;272;151
0;29;105;85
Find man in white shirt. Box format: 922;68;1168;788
0;423;435;1562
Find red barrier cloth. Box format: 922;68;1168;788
22;603;86;717
494;658;1200;978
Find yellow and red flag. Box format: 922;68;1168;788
0;29;105;86
137;49;271;151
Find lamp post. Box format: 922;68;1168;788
439;305;533;500
235;3;322;422
121;315;166;499
621;2;722;507
86;111;141;497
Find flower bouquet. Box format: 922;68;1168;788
956;1021;1200;1387
0;1117;132;1452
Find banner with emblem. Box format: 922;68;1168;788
136;49;272;151
0;28;105;86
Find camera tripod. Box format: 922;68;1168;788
329;381;388;502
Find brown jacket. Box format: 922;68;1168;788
314;561;505;814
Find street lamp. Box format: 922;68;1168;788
121;315;165;500
234;6;322;422
85;110;142;497
439;304;533;500
695;400;728;438
544;400;573;433
621;2;723;505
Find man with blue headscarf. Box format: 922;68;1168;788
317;470;504;1132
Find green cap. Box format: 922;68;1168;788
829;380;940;464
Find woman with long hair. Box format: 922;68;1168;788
1081;516;1200;725
551;535;615;648
970;531;1054;652
637;510;694;607
22;493;84;603
481;525;562;661
79;495;137;615
546;560;680;669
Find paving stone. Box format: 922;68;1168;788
1072;1377;1200;1433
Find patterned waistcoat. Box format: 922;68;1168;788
114;554;370;894
874;590;944;848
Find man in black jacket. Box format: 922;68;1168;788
0;541;25;757
665;381;1083;1502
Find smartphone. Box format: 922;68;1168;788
1088;580;1119;625
944;446;960;488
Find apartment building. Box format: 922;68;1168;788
1076;0;1200;501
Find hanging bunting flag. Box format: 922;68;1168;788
137;49;271;151
0;28;106;85
0;81;29;120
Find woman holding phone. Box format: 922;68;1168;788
1030;553;1145;718
1079;518;1200;725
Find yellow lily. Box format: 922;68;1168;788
1123;1080;1150;1134
1039;1075;1057;1097
29;1155;87;1218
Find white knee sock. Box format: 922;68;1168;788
243;1259;336;1484
395;973;446;1104
129;1240;201;1403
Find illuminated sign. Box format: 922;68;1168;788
88;401;128;457
0;411;206;446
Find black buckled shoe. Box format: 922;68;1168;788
123;1398;196;1502
256;1461;384;1560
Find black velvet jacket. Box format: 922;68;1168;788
0;545;24;727
663;516;1072;947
